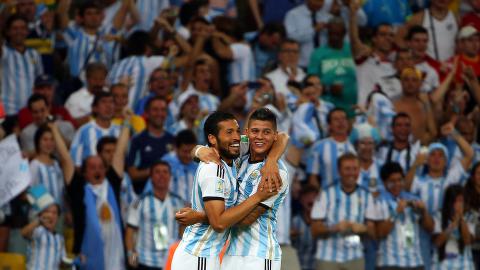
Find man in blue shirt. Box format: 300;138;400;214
127;97;174;194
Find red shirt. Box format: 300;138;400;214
18;106;77;129
452;54;480;83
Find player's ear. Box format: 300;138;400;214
207;134;217;146
273;131;278;141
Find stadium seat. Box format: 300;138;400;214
0;252;26;270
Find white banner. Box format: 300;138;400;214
0;135;30;207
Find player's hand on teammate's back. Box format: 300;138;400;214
260;160;282;192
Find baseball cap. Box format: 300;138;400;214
457;25;478;40
34;74;55;88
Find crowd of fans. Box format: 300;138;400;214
1;0;480;269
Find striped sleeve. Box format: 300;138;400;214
198;164;227;200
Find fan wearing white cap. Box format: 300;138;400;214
404;121;474;269
21;185;68;270
349;123;384;195
452;25;480;78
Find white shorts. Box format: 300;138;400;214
171;246;220;270
221;255;281;270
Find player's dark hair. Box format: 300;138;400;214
144;96;167;113
150;160;171;175
78;1;102;17
406;25;428;41
248;108;277;130
85;62;108;78
34;124;52;154
203;111;236;146
326;108;347;124
391;112;411;128
380;162;405;182
337;152;358;170
125;31;152;56
96;136;117;154
175;129;198;148
91;91;112;107
28;93;48;110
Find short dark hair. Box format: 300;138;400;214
193;59;209;74
391;112;410;128
179;1;209;26
144;96;167;113
91;91;113;107
126;31;152;56
203;111;236;146
28;93;48;110
175;129;197;148
33;124;52;153
78;1;102;17
248;108;277;130
327;108;347;124
406;25;428;41
85;62;108;78
96;136;117;154
337;152;358;170
372;23;393;37
280;38;299;49
149;68;169;83
380;162;405;182
260;22;286;39
4;14;28;42
150;160;171;175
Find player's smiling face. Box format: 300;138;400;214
247;120;277;159
215;120;241;160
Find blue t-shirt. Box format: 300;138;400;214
362;0;411;27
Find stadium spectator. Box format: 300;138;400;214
65;62;108;126
375;162;434;269
291;184;319;270
125;161;185;270
70;92;121;167
432;185;475;269
284;0;332;67
306;108;355;189
250;23;286;77
1;14;43;115
28;121;74;210
17;74;76;130
162;129;198;202
464;163;480;269
310;153;377;270
308;16;357;117
218;83;249;129
377;113;421;172
135;68;175;116
127;97;174;194
20;94;75;155
110;83;146;134
265;39;306;100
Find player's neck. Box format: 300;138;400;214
250;151;266;163
430;6;448;20
331;134;348;142
95;118;111;129
393;139;409;150
359;158;372;169
148;126;164;137
428;169;443;178
220;156;233;166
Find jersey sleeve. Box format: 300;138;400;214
198;164;227;200
69;130;84;167
311;190;327;220
260;169;289;208
230;43;249;61
126;199;142;228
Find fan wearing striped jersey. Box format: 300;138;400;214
171;111;281;270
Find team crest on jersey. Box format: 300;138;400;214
216;179;224;193
248;170;260;184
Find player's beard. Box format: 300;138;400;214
217;139;240;160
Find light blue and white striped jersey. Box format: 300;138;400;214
431;212;475;270
69;121;121;166
291;214;317;270
377;141;421;173
376;193;424;267
226;157;289;260
62;25;119;77
29;160;64;208
358;159;384;194
179;160;238;257
291;101;334;149
135;0;170;31
228;43;255;84
306;137;356;188
27;226;66;270
311;183;377;262
108;55;164;108
411;162;468;215
1;44;43;114
161;152;198;202
127;191;185;268
366;92;396;141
